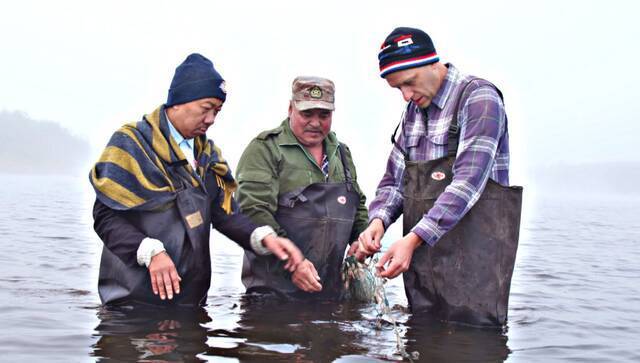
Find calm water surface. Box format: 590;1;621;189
0;175;638;362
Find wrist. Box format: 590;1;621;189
250;225;275;255
137;237;166;267
368;212;389;230
405;232;424;249
150;250;167;262
371;218;385;230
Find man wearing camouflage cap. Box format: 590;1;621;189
236;76;368;298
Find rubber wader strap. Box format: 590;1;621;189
448;77;480;157
448;78;505;158
389;103;411;160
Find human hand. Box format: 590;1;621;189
375;232;423;279
262;235;304;272
157;320;181;331
291;259;322;293
347;241;368;262
148;251;182;300
357;218;385;256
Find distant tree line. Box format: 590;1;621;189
0;110;90;175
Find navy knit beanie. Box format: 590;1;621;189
378;27;439;78
166;53;226;106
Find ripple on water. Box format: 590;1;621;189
3;177;640;362
42;235;74;240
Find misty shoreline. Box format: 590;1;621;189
0;110;91;175
1;110;638;197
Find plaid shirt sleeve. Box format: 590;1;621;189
368;113;408;229
411;85;506;245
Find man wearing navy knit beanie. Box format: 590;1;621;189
90;53;303;307
357;27;523;326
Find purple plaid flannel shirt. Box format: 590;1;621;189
368;64;510;246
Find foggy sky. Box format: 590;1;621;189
1;0;639;194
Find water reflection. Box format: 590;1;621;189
91;295;513;362
92;306;210;362
202;294;370;362
3;176;639;361
404;314;510;362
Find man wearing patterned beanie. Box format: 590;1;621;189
357;27;523;326
90;53;303;307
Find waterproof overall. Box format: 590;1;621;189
98;162;212;307
397;79;523;326
242;144;359;299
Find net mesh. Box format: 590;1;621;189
341;256;419;361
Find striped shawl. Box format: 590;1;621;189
90;105;237;214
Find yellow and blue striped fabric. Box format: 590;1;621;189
89;105;237;213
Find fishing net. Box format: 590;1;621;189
342;255;383;303
341;256;419;361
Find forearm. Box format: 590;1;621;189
368;188;403;229
411;159;495;245
350;211;370;242
410;180;480;246
368;145;406;228
211;202;259;251
412;85;505;245
350;190;370;241
238;203;286;237
92;199;145;267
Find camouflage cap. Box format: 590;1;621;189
291;76;335;111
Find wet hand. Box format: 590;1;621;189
148;251;181;300
157;320;181;331
376;232;423;279
347;241;368;262
262;235;304;272
291;259;322;293
358;218;385;256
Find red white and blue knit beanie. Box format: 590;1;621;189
378;27;439;78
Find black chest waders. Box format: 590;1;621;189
241;144;359;299
394;79;523;326
98;161;213;307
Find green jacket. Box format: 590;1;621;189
236;119;368;242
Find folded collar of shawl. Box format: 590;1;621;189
90;105;237;213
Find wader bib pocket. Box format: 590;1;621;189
99;164;212;307
242;144;359;299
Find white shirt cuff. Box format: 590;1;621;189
250;225;276;256
136;237;166;267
